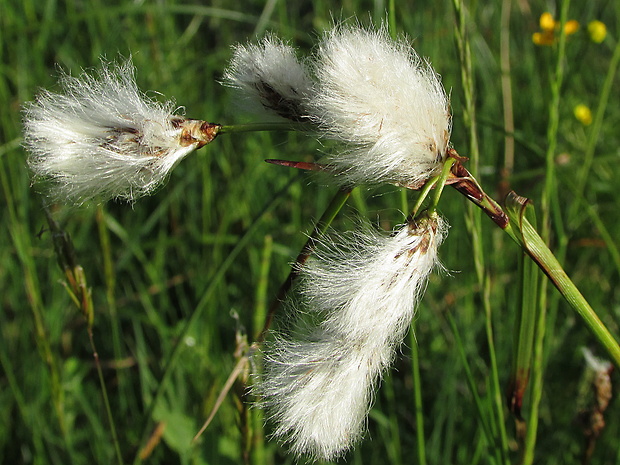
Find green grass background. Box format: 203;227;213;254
1;0;619;464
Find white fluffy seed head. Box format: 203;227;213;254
257;214;447;460
23;59;216;204
260;332;385;460
223;34;314;122
302;215;447;346
311;25;452;187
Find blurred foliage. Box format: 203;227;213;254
0;0;619;464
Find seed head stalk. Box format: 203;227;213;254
256;187;353;344
428;156;455;215
447;173;620;370
218;121;310;134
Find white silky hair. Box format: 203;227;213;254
223;24;452;187
258;215;448;460
582;347;612;374
223;34;315;121
310;24;452;187
260;331;385;460
23;59;200;204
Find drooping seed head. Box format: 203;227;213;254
258;214;448;460
23;58;218;204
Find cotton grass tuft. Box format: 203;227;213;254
310;25;452;187
223;34;314;122
23;59;218;204
224;24;452;188
258;214;447;460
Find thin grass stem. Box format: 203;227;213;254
446;312;496;458
88;327;124;465
500;0;515;185
382;376;403;465
256;187;352;343
525;2;571;462
96;206;128;413
428;158;456;215
451;1;510;462
409;328;427;465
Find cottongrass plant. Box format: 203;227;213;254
259;214;447;460
22;23;456;461
23;59;219;204
22;18;619;465
224;29;454;457
25;25;451;202
224;25;452;187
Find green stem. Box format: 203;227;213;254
96;206;128;413
257;187;352;343
409;329;427;465
446;312;495;451
451;0;508;460
88;327;124;465
388;0;396;39
451;0;480;174
540;0;570;241
483;274;510;464
410;177;438;218
514;214;620;369
507;251;539;420
428;158;455;214
218;122;308;134
522;281;546;465
410;158;455;218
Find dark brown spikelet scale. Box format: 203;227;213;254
389;217;435;262
408;217;437;255
101;126;140;150
256;81;308;122
169;116;185;129
101;125;172;157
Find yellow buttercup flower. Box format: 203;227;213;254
588;20;607;43
564;20;580;35
533;13;579;46
574;104;593;126
540;12;555;31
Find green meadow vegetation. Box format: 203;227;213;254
1;0;619;464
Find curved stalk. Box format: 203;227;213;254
218;121;310;134
449;172;620;369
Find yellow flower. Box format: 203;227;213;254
564;20;580;35
532;31;555;46
540;12;556;31
574;104;593;126
588;20;607;43
533;13;579;46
